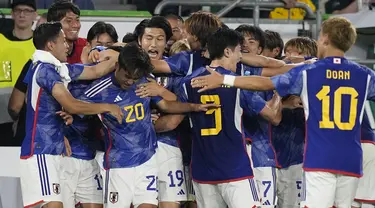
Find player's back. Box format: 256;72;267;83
181;66;253;183
303;57;371;176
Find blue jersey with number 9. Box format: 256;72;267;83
271;57;375;176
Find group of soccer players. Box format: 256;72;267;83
17;1;375;208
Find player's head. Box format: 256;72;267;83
165;14;185;41
87;21;118;47
33;22;68;62
284;37;317;58
11;0;37;30
138;16;172;60
207;28;243;69
169;39;191;56
36;13;48;26
184;11;223;50
47;0;81;42
235;24;265;55
318;16;357;59
115;42;154;89
262;30;284;59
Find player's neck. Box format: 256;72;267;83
210;59;236;73
13;27;33;40
66;40;74;55
323;46;345;58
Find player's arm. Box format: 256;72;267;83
261;63;302;77
241;53;285;69
262;93;282;125
76;49;119;80
151;59;172;74
154;114;186;133
156;99;219;114
52;83;123;123
135;78;177;101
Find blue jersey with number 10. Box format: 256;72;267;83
271;57;375;177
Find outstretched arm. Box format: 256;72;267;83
241;53;285;69
156;99;219;114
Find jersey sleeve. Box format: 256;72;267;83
165;51;191;76
67;64;84;81
151;96;163;105
78;79;107;103
240;90;267;115
270;65;305;97
35;64;63;94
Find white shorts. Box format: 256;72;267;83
300;171;359;208
277;164;303;208
20;154;62;207
246;143;254;169
95;151;105;178
184;165;196;201
104;154;158;208
253;167;277;207
60;157;103;207
156;142;187;202
353;143;375;205
193;178;261;208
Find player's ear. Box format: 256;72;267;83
224;47;231;58
46;40;54;51
114;62;120;71
322;34;329;46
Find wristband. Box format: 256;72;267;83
223;75;236;87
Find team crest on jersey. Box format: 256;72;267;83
109;192;119;204
156;77;168;88
53;183;60;194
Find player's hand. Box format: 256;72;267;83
304;58;318;64
56;111;73;125
112;42;126;47
192;103;221;112
98;49;119;63
81;45;92;64
63;136;72;157
284;56;306;64
191;66;224;93
151;113;160;125
135;78;164;98
88;49;100;63
107;104;124;124
282;95;303;109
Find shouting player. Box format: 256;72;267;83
191;16;375;207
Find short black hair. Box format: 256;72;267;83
87;21;118;43
47;0;80;22
235;24;265;50
122;19;150;43
33;22;62;50
118;42;154;78
207;28;243;60
139;16;173;41
264;30;284;59
164;14;184;23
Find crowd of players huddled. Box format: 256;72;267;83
7;0;375;208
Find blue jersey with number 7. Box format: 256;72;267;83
271;57;375;177
179;66;267;183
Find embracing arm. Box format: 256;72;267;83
154;114;185;133
241;53;285;69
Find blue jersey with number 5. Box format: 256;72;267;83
271;57;375;176
179;66;267;183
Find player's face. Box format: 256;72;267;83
50;30;69;62
90;33;115;47
11;5;36;30
115;67;141;90
185;30;200;51
60;11;81;42
139;28;166;60
285;46;301;58
241;33;262;55
168;18;184;41
229;44;242;64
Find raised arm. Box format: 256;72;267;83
151;59;173;74
241;53;285;69
77;50;119;80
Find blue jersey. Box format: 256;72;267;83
21;62;84;158
64;70;102;160
80;73;161;169
155;76;183;147
271;108;305;168
271;57;375;176
240;64;278;167
179;66;266;183
361;102;375;144
165;50;210;76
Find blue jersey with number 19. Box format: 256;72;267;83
271;57;375;177
180;66;267;183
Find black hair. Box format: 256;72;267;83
264;30;284;59
164;13;184;23
207;28;244;60
122;19;150;43
33;22;62;50
235;24;265;50
47;0;80;22
138;16;173;41
87;21;118;43
118;42;154;78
